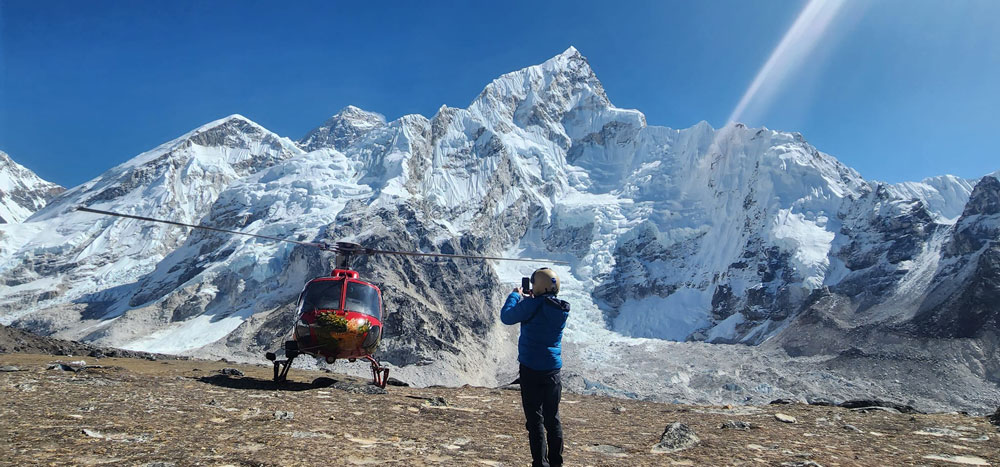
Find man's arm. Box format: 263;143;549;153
500;290;534;325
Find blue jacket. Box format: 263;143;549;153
500;292;570;371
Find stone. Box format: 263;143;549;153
806;397;836;407
15;383;36;392
612;406;627;414
842;424;862;433
219;368;244;377
0;365;20;372
720;420;753;430
922;454;989;465
651;422;700;453
850;406;900;414
989;407;1000;427
914;427;962;437
273;411;294;420
838;399;922;414
426;396;448;407
88;349;105;358
385;377;409;387
780;462;823;467
770;398;796;405
774;413;797;424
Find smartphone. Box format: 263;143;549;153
521;277;531;293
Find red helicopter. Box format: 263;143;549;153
77;207;566;388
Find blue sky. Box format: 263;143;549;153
1;0;997;188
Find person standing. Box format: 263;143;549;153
500;267;571;467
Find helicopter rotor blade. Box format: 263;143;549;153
360;248;569;265
76;207;568;265
75;206;331;250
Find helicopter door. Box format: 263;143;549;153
344;281;382;320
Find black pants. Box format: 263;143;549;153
519;364;563;467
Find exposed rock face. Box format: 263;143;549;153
298;106;387;152
0;150;64;223
909;176;1000;339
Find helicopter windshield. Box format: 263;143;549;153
345;281;381;320
299;280;343;312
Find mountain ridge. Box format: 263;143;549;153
0;150;65;223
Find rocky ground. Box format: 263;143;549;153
2;350;1000;467
0;323;182;361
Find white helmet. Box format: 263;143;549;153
531;268;559;296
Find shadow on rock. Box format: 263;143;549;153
196;374;318;391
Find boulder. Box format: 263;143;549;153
719;420;753;430
219;368;244;377
774;413;797;424
651;422;700;453
838;399;922;414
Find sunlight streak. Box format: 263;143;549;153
728;0;848;125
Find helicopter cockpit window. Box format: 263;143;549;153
299;280;343;312
345;282;381;320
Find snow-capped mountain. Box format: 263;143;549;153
1;47;997;410
0;115;302;327
0;150;64;223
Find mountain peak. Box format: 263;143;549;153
0;149;65;223
558;45;580;58
191;114;260;133
470;46;609;124
962;174;1000;217
299;106;386;152
332;105;386;125
538;45;594;78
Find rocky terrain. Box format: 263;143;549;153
3;349;1000;466
0;323;180;361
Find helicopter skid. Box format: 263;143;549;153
266;351;296;383
265;349;387;388
366;355;389;388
